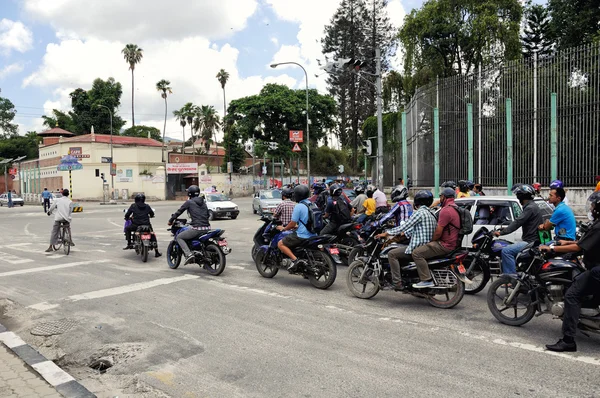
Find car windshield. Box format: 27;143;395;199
206;194;229;202
260;190;281;199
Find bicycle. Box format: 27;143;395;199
52;221;72;255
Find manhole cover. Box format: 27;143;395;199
31;319;78;336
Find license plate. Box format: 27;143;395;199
329;247;340;255
218;240;228;246
458;264;466;274
226;212;231;217
141;234;151;240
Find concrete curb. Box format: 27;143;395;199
0;322;95;398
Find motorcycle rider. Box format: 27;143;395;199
550;179;569;206
493;184;543;276
167;185;211;265
45;188;73;252
457;180;470;198
376;190;437;290
532;183;542;198
412;187;461;288
538;187;576;241
124;193;161;257
368;184;388;214
431;181;457;208
390;183;413;224
276;184;316;272
473;184;485;196
273;187;296;227
350;185;367;215
541;191;600;352
320;183;352;236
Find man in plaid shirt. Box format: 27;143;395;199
273;187;296;226
376;190;437;290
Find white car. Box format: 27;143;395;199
252;189;282;215
454;196;554;247
0;193;24;206
201;193;240;220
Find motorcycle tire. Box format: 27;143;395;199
166;241;182;269
487;277;536;326
347;246;365;265
141;245;149;263
254;249;279;278
425;269;465;309
203;244;226;276
346;260;380;299
463;255;491;295
339;237;359;265
307;251;337;289
251;244;259;262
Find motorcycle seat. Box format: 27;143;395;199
338;223;355;232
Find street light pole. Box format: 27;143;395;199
96;105;114;190
270;62;310;185
375;48;384;191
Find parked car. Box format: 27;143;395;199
252;189;282;215
453;196;554;247
0;193;24;206
201;192;239;220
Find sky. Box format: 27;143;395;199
0;0;417;142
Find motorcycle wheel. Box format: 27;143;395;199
251;244;259;262
254;250;279;278
487;277;536;326
346;260;380;299
463;255;491;295
307;251;337;289
166;241;182;269
339;237;359;265
203;244;226;276
426;269;465;309
347;246;364;265
141;245;149;263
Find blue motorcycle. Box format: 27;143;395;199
252;214;340;289
166;218;230;275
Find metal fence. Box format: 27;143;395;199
390;42;600;189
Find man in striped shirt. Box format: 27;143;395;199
273;187;296;226
376;190;437;290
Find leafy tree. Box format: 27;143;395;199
0;97;18;137
173;105;189;154
221;119;245;173
216;69;230;168
311;146;350;176
521;1;554;59
41;109;76;132
122;125;162;141
122;43;143;127
548;0;600;50
156;79;172;157
382;70;405;112
0;131;39;160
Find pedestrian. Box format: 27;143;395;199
473;184;485;196
42;187;52;212
7;190;13;208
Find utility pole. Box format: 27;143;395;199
376;48;384;191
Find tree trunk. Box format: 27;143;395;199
131;69;135;127
181;126;185;155
162;97;167;162
220;87;226;173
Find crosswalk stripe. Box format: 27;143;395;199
0;259;110;277
0;252;34;265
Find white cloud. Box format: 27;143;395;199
270;37;279;46
269;45;303;68
0;62;24;80
0;19;33;54
23;0;258;42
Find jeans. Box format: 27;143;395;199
411;241;452;281
387;244;412;285
500;241;529;275
176;228;208;257
43;198;50;212
562;267;600;339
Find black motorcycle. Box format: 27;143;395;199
487;243;600;331
346;224;470;309
252;214;340;289
321;219;361;265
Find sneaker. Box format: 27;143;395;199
288;259;306;273
184;254;195;265
546;338;577;352
155;251;162;258
382;283;403;291
70;241;75;247
45;247;54;253
412;280;435;289
123;245;133;250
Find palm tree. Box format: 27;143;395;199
122;44;143;127
216;69;230;171
178;102;196;155
198;105;221;171
173;107;188;154
156;79;172;162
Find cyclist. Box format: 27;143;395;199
46;188;73;253
124;193;161;257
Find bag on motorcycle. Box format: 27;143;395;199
124;219;132;232
331;198;352;224
301;201;324;234
450;205;473;235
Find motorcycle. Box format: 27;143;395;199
346;204;401;264
252;214;340;289
320;219;362;265
346;225;470;309
123;208;158;263
166;218;230;275
487;243;599;331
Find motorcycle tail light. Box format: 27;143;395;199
541;262;552;270
472;244;478;249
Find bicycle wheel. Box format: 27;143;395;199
62;227;71;255
52;228;63;251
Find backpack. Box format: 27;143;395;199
300;201;324;234
331;197;352;224
450;205;474;235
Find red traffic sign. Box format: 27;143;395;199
292;143;302;152
8;168;17;175
289;130;303;143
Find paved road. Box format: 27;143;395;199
0;198;599;397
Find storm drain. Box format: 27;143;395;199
31;319;78;336
89;357;114;374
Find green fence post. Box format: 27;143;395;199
506;98;513;194
402;111;408;187
467;103;474;181
550;92;557;181
434;108;440;197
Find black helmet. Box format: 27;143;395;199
586;191;600;220
512;184;535;201
441;180;457;190
187;185;200;198
330;183;342;197
281;187;294;199
391;185;408;202
135;193;146;203
466;180;475;190
414;190;433;207
312;183;325;195
293;184;310;202
458;180;469;192
440;187;456;198
354;185;365;195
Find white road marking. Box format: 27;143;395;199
0;252;34;265
227;265;246;270
28;274;200;311
24;223;37;237
492;338;600;366
31;361;75;386
0;259;109;277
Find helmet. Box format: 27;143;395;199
441;180;457;190
550;179;564;189
414;190;434;207
135;193;146;203
391;185;408;202
354;185;365;195
586;191;600;220
466;180;474;189
312;183;325;195
440;187;456;198
532;182;541;191
512;184;535;201
187;185;200;198
366;184;376;194
329;183;342;197
293;185;310;202
458;180;469;192
281;187;294;199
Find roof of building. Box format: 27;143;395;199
60;134;163;147
37;127;75;137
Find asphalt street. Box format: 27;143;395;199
0;197;599;398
